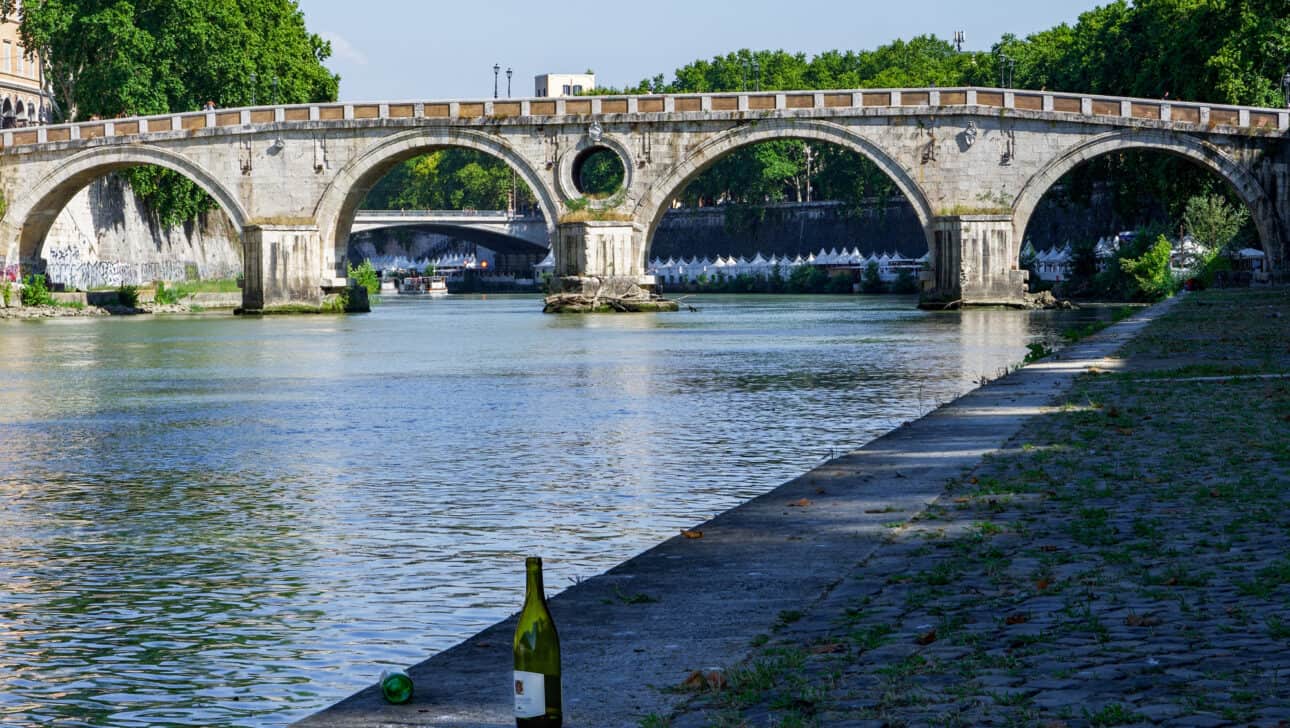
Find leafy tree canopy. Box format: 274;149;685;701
364;149;537;213
4;0;339;227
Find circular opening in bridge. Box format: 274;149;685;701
571;146;625;198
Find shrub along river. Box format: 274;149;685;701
0;294;1116;726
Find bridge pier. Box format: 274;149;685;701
921;215;1029;308
241;224;325;312
546;220;675;312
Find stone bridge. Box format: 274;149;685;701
0;87;1286;310
349;209;549;248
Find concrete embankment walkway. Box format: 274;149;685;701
298;297;1185;728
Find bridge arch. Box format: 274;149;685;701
1013;130;1280;268
315;128;558;278
632;119;935;266
4;144;249;265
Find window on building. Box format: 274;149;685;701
3;42;10;74
562;84;571;95
572;85;583;95
16;48;22;76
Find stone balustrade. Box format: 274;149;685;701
3;87;1287;151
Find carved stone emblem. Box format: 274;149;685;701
963;120;978;149
588;121;603;144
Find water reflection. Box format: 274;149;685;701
0;295;1112;726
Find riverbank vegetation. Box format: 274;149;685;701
660;263;920;296
1031;191;1255;302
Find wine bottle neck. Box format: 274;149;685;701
525;563;545;601
523;565;544;598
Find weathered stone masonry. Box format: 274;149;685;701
0;88;1285;310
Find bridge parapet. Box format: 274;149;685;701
2;87;1287;152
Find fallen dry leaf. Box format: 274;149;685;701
788;498;813;508
681;529;704;540
1005;613;1030;625
681;669;727;691
1035;578;1052;591
1116;427;1135;436
1040;545;1060;552
915;629;937;645
810;642;847;654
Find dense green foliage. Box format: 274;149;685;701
115;284;140;309
4;0;338;227
669;266;925;296
861;261;886;294
347;260;380;297
1183;193;1249;250
1117;236;1180;300
364;150;536;211
154;280;180;305
19;274;53;306
576;149;625;197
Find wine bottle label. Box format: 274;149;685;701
513;670;545;718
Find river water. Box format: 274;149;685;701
0;295;1111;726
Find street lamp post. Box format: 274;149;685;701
251;73;257;106
493;64;500;99
998;54;1016;89
507;67;513;98
1282;69;1290;108
752;59;761;92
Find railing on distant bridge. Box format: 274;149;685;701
3;86;1287;150
352;209;543;221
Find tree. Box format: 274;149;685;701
860;261;886;293
347;259;380;296
577;150;624;198
892;268;920;294
363;149;536;212
5;0;339;227
1117;235;1178;301
8;0;337;121
1183;193;1249;251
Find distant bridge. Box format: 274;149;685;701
349;209;549;249
1;86;1286;310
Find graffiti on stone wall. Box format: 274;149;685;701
40;233;240;290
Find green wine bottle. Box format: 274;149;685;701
380;669;414;704
513;557;561;727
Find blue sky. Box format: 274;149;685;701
295;0;1105;101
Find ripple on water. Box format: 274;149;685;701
0;295;1115;725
